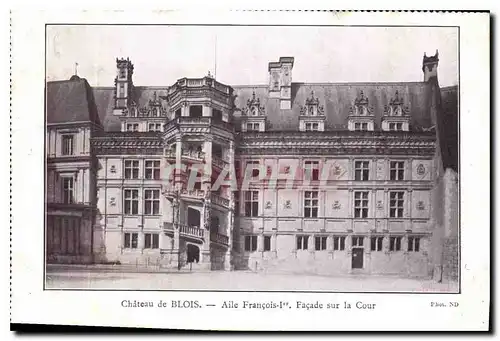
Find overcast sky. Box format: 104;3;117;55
46;25;458;87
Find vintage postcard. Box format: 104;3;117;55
10;10;490;331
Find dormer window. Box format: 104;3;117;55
354;122;369;131
245;91;265;116
305;122;319;132
382;91;410;132
389;123;403;131
348;90;374;131
126;123;139;132
241;91;267;133
299;91;325;132
246;122;260;132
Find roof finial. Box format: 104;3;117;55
74;62;79;76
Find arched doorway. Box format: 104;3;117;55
187;244;200;263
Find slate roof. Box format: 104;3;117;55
233;82;434;131
47;78;449;135
46;76;101;125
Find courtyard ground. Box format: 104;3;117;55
45;264;458;292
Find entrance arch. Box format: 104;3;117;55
187;244;200;263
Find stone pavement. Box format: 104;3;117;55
46;265;458;292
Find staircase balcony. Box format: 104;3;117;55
211;193;230;208
210;231;229;247
212;155;229;171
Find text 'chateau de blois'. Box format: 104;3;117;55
46;51;459;281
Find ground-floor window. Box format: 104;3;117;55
296;235;309;250
352;236;364;247
315;236;327;251
407;236;421;252
263;235;271;251
124;232;138;249
244;235;257;252
370;236;384;251
144;233;159;249
333;236;346;251
389;236;402;251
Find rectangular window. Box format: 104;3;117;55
175;108;181;118
296;235;309;250
119;84;125;97
189;105;203;118
234;161;241;180
264;236;271;252
244;191;259;217
126;123;139;132
371;237;384;251
304;161;320;181
389;236;402;251
352;236;364;247
144;233;159;249
148;123;163;132
61;135;74;156
246;122;260;132
389;191;405;218
244;235;257;252
408;236;421;252
213;108;223;121
234;191;240;216
305;122;319;132
246;160;260;178
62;177;74;204
354;122;368;131
304;191;319;218
333;236;346;251
315;236;327;251
145;160;160;180
124;232;138;249
124;160;140;179
124;189;139;215
354;161;370;181
390;161;405;181
354;191;369;218
144;189;160;215
389;122;403;131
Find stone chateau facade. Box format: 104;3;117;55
45;51;459;280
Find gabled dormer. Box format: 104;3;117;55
381;90;410;132
348;91;374;131
299;91;326;132
120;91;168;132
241;91;266;132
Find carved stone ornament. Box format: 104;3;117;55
244;91;266;116
265;201;273;210
377;200;384;210
384;90;410;116
284;166;290;174
417;164;426;176
349;90;373;116
333;165;343;176
109;197;116;206
284;200;292;209
266;166;273;176
416;201;425;211
333;201;341;210
299;91;325;116
110;165;117;173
